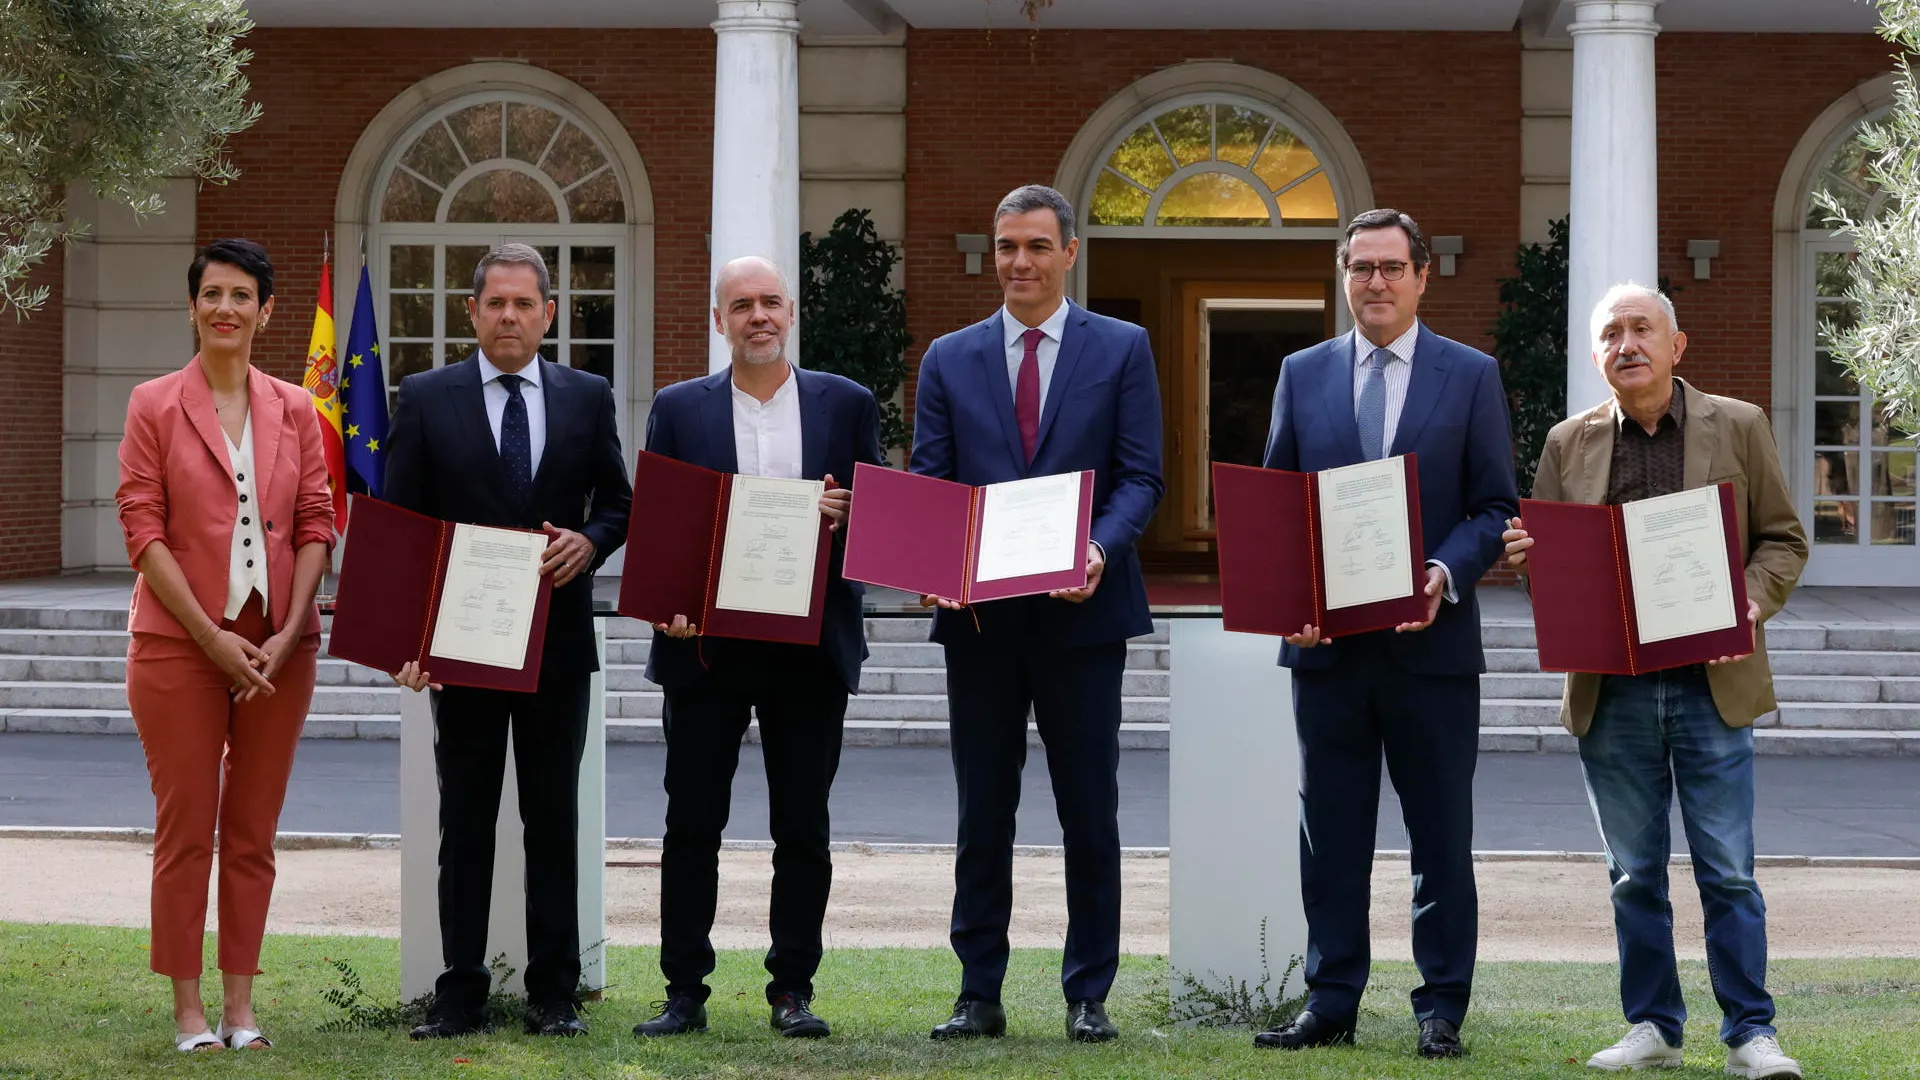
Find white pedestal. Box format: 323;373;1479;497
1167;619;1306;1008
400;627;607;1000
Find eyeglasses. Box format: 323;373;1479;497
1345;261;1411;282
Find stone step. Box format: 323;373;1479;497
7;709;1916;757
0;654;401;687
0;629;132;657
1773;701;1920;730
605;638;1171;670
1476;622;1907;653
599;663;1169;697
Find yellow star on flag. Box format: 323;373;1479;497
370;343;379;355
349;354;364;367
367;439;380;452
345;423;360;439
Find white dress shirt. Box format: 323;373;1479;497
1352;320;1457;604
223;410;270;619
1351;319;1420;447
477;350;546;476
1001;299;1071;411
732;364;804;479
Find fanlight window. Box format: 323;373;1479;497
380;98;625;224
1089;101;1337;229
1806;117;1895;229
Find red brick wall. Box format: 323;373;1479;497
1655;33;1894;407
196;28;717;388
0;256;65;580
904;29;1525;395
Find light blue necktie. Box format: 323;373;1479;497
1356;347;1392;461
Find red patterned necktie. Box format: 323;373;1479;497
1016;327;1043;463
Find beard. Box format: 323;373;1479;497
732;335;786;367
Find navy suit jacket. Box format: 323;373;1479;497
641;365;883;694
911;300;1165;646
383;356;633;680
1261;324;1517;676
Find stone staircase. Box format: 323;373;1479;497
1;605;1916;756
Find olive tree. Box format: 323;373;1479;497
1;0;259;316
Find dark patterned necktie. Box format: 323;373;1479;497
1015;327;1043;464
498;372;533;501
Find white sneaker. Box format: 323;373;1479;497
1588;1022;1684;1071
1725;1034;1802;1078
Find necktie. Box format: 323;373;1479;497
1356;348;1391;461
1015;327;1043;464
498;372;533;501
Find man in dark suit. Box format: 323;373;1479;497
383;243;633;1040
911;185;1164;1044
1254;209;1517;1059
629;255;883;1041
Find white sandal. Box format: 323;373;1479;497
216;1022;272;1050
175;1029;222;1053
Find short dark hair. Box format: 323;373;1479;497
994;184;1077;245
472;242;551;301
188;239;274;302
1336;208;1430;271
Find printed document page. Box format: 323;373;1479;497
1316;457;1416;610
428;524;545;669
973;472;1082;584
1622;486;1737;644
714;474;826;617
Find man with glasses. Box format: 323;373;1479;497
1253;209;1517;1059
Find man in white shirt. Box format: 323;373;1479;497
631;256;884;1041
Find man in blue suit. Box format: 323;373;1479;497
912;185;1164;1044
629;256;883;1042
1254;209;1517;1059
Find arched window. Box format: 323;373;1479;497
370;93;629;410
1086;98;1339;231
1803;114;1914;561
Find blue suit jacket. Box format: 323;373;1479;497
911;301;1165;646
1261;324;1517;675
641;365;883;693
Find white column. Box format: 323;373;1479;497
1167;620;1306;1014
401;628;608;1000
1566;0;1662;415
710;0;802;374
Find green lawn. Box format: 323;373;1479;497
3;922;1917;1079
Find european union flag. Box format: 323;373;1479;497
341;265;390;497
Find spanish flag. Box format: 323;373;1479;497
302;253;348;532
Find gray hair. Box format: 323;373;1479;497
712;255;794;309
472;243;551;301
994;184;1077;244
1336;208;1430;271
1590;282;1680;343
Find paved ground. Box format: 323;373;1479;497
5;733;1919;856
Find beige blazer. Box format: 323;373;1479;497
1530;379;1808;735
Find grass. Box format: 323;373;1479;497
2;922;1918;1079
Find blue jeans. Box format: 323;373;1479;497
1579;665;1775;1048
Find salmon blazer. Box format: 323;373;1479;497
117;356;337;639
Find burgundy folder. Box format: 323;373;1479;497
616;451;831;646
1521;483;1752;674
327;497;553;692
840;463;1096;603
1211;456;1429;638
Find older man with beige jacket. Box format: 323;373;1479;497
1503;283;1808;1079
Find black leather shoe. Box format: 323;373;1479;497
769;993;831;1038
1418;1017;1465;1058
409;1009;487;1041
1253;1010;1357;1050
524;1000;588;1037
929;998;1007;1040
1066;1000;1118;1043
632;996;708;1038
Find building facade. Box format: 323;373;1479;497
7;0;1911;585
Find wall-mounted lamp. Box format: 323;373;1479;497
1430;235;1464;277
955;234;989;275
1687;240;1721;280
